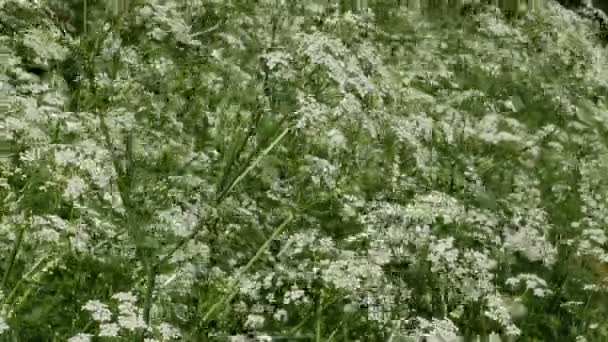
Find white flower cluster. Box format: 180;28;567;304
76;291;182;340
505;274;552;298
137;0;201;46
83;300;112;323
78;292;146;339
484;294;521;336
410;317;460;339
112;292;147;332
154;205;199;238
282;286;309;305
0;317;8;335
67;334;93;342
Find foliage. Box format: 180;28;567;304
1;0;608;341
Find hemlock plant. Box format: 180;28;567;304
1;0;608;341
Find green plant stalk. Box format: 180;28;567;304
0;183;30;292
288;298;336;336
86;32;156;340
201;213;293;322
83;0;87;34
325;319;344;342
5;227;119;310
139;121;289;341
2;252;51;307
217;110;263;195
1;209;30;291
76;15;291;337
343;320;349;342
8;257;63;318
157;126;290;269
315;291;322;342
81;320;94;334
215;126;290;204
139;263;158;340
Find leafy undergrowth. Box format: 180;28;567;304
1;0;608;341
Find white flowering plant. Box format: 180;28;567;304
2;0;608;341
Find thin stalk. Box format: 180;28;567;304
0;183;30;291
326;319;344;342
1;210;29;290
157;126;290;269
217;109;263;195
5;229;128;313
84;32;154;342
201;213;292;322
215;126;290;204
315;291;322;342
288;298;336;336
343;320;349;342
140;263;158;340
83;0;87;35
1;224;24;290
81;320;94;334
2;252;50;307
156;216;220;268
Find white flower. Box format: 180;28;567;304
110;292;147;331
321;257;364;292
283;286;306;305
112;291;138;303
155;206;198;237
503;226;557;266
505;274;552;297
272;309;288;322
245;313;265;330
35;227;60;243
117;312;147;332
67;334;93;342
0;317;8;334
582;228;607;245
414;317;460;338
239;276;261;300
327;128;347;151
54;147;79;166
99;323;120;337
83;300;112;322
157;322;180;340
22;28;68;61
262;51;291;70
63;175;87;200
427;237;459;273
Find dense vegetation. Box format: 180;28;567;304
2;0;608;341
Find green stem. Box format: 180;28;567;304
83;0;87;34
2;252;51;307
201;214;293;322
315;291;323;342
218;110;263;195
326;319;344;342
215;126;290;203
288;298;336;336
139;264;158;341
343;320;349;342
1;211;29;290
156;126;291;269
